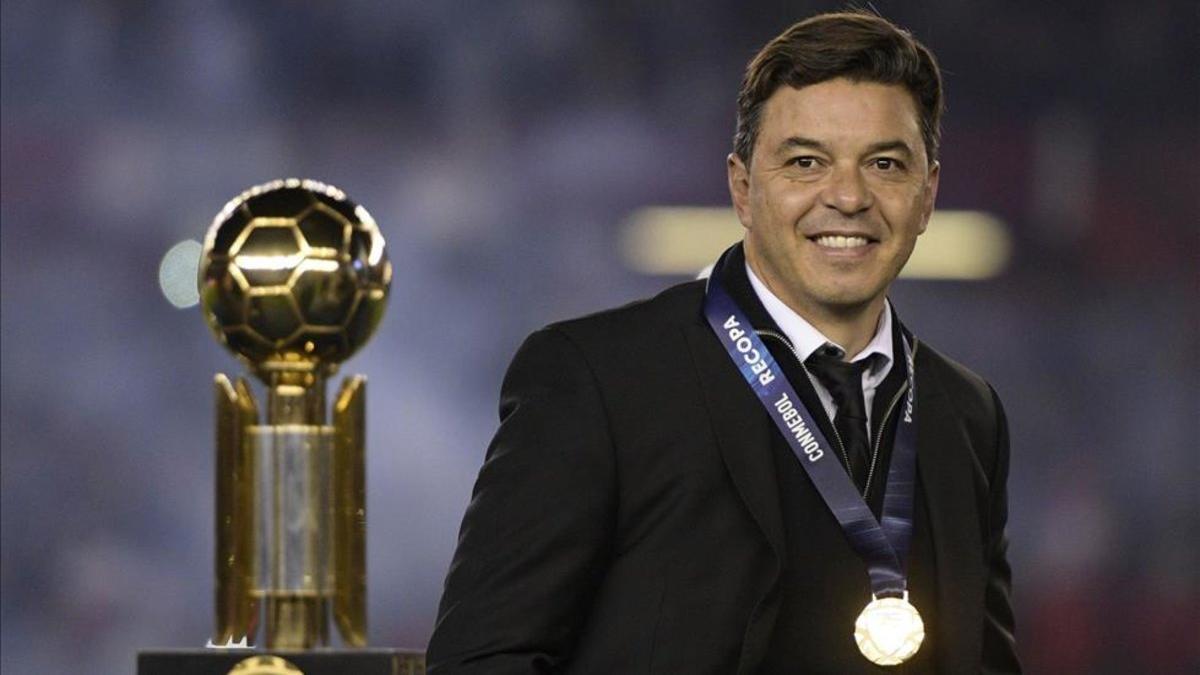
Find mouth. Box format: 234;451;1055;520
807;233;879;251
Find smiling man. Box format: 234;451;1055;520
429;11;1019;674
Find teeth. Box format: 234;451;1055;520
814;235;869;249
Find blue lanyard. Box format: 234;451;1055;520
702;247;918;597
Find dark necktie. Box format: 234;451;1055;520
805;351;872;492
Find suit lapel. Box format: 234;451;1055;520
683;322;785;560
682;320;785;674
913;348;984;672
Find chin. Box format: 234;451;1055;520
826;299;878;315
813;288;884;313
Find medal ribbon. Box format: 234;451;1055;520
703;247;918;597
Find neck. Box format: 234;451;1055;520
805;304;885;359
745;255;885;360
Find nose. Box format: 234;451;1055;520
821;163;873;216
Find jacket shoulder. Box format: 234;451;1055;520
544;279;706;350
917;340;1006;464
919;342;996;404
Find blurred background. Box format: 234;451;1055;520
2;1;1196;673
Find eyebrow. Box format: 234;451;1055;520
778;136;829;154
777;136;915;158
865;140;915;158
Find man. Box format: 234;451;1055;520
429;11;1019;674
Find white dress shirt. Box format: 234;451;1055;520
746;262;894;433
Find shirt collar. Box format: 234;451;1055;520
745;260;894;380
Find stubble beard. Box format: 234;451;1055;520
747;233;895;325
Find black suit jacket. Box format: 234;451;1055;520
428;252;1020;674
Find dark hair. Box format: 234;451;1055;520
734;11;944;165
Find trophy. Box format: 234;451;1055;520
198;179;390;650
138;179;424;673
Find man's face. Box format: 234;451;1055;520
728;78;939;321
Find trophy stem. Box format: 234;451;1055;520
265;370;327;424
256;371;333;649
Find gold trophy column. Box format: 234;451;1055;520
215;375;258;645
332;376;367;647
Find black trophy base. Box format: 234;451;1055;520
137;648;425;675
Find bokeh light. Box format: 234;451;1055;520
158;239;203;309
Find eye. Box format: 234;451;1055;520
872;157;905;171
788;156;820;169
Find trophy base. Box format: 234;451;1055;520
137;648;425;675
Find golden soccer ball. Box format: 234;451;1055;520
199;179;391;368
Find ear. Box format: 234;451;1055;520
917;160;940;235
727;153;753;229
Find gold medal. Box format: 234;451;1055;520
853;592;925;666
